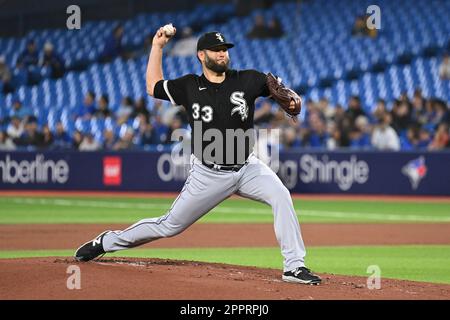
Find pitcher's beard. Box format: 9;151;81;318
205;55;230;74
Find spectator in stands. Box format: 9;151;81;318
372;99;387;123
116;96;134;125
270;107;290;128
403;125;418;150
317;97;334;121
13;116;44;149
41;125;54;149
170;27;198;57
247;15;271;39
398;91;410;105
72;130;83;150
439;53;450;80
338;121;352;147
351;16;367;37
351;15;377;38
100;24;125;62
131;97;150;121
306;112;328;148
371;113;400;151
16;40;40;85
76;91;97;119
411;89;427;125
151;113;170;144
6;116;24;139
10;99;32;121
403;124;429;150
326;122;342;150
349;115;371;149
391;100;411;133
282;126;301;150
150;99;170;119
138;121;158;146
166;116;184;145
346;96;366;127
431;99;450;126
0;131;16;151
95;95;112;118
267;17;284;38
423;99;441;129
332;104;346;127
113;129;136;150
52;122;72;150
79;133;101;151
102;129;117;150
39;42;65;79
17;40;39;69
133;112;149;129
176;107;190;126
0;55;14;94
419;127;432;146
428;123;450;150
11;59;28;89
254;100;274;125
423;98;436;127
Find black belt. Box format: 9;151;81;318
202;161;248;172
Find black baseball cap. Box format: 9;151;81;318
197;32;234;51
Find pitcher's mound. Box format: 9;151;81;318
0;257;449;299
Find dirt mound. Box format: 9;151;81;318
1;257;449;300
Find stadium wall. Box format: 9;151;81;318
0;151;447;195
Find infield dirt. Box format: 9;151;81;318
1;257;450;299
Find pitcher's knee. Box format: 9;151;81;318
268;185;293;205
163;223;187;238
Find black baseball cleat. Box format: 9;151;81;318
74;231;110;262
282;267;322;285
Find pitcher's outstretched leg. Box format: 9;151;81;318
74;159;237;261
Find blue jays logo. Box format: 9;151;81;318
402;156;427;190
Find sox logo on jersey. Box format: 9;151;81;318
230;91;248;121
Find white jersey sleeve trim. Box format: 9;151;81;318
163;80;176;105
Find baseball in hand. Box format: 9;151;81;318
163;23;175;37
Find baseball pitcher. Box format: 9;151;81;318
75;25;321;285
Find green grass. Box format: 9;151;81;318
0;196;449;224
1;246;449;284
1;196;448;285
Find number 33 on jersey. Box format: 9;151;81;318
192;103;213;122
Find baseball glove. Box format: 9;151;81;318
266;72;302;118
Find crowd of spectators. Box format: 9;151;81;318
0;40;66;95
255;88;449;151
0;24;136;96
1;17;449;153
1;88;449;152
0;92;189;152
246;14;284;39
